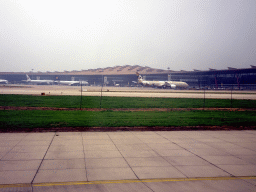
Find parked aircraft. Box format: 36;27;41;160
55;80;89;86
136;72;189;89
22;75;54;85
0;79;8;84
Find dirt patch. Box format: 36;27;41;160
1;126;256;133
1;106;255;111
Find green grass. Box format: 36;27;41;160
1;94;255;130
1;110;255;130
0;94;255;108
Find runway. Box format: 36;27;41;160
1;85;256;100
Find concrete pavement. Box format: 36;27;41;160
1;85;256;99
0;131;256;191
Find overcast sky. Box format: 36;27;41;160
1;0;256;72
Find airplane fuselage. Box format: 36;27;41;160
137;75;188;89
55;80;88;86
0;79;8;84
22;74;54;84
23;75;88;86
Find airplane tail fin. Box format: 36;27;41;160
26;74;31;81
137;75;143;82
136;72;143;81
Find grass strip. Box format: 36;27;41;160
1;110;255;130
0;94;255;109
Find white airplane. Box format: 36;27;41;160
0;79;8;84
22;74;54;85
136;73;189;89
55;80;89;86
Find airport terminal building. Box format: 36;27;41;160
1;65;256;89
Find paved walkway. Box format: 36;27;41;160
0;131;256;191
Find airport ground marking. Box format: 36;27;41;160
0;183;31;189
1;176;256;188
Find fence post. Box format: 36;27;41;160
100;87;103;109
203;87;205;109
231;86;233;108
80;82;82;110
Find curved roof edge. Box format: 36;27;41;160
0;65;255;75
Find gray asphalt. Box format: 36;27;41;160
0;131;256;191
1;85;256;99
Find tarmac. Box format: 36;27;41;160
0;131;256;191
1;85;256;100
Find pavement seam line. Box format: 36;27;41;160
81;132;88;182
30;132;57;185
133;132;190;178
154;132;236;177
107;132;155;192
131;132;190;191
151;132;192;178
183;131;256;184
128;131;157;192
1;176;256;188
0;133;29;160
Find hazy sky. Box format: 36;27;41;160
1;0;256;72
